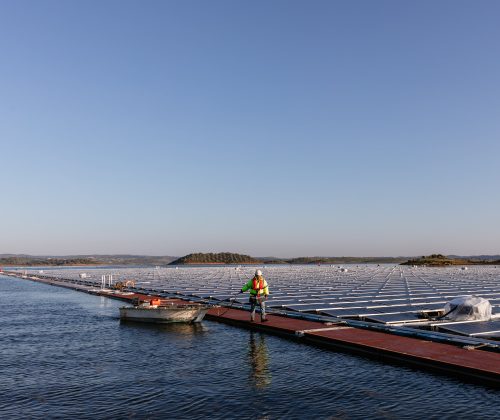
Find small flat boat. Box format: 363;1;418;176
119;300;212;324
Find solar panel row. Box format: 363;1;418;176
20;264;500;338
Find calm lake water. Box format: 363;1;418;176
0;275;498;419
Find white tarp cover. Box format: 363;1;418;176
443;295;492;321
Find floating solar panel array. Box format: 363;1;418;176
21;264;500;338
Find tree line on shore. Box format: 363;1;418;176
169;253;259;265
401;254;500;266
0;257;97;266
2;252;499;267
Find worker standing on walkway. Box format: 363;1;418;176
240;269;269;322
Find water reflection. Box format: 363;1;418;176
119;321;207;337
248;332;271;389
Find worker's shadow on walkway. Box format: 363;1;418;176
247;332;271;389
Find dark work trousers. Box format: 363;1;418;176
249;295;266;321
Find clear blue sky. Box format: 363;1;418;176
1;0;499;257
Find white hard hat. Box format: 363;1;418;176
255;269;262;276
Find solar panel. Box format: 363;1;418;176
437;320;500;338
319;308;366;317
282;304;333;312
363;313;425;324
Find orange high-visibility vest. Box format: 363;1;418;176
253;277;264;292
242;276;269;296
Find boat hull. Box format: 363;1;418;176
119;305;210;324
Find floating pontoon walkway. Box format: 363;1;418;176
206;307;500;386
2;270;500;387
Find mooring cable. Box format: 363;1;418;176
211;292;243;316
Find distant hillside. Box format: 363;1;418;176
3;252;498;267
81;255;178;265
281;256;406;264
169;253;261;265
448;255;500;261
0;254;178;266
0;257;98;266
401;254;500;266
